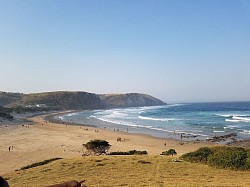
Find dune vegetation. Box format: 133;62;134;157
4;155;250;187
181;146;250;170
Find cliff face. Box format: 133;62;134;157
2;91;166;110
99;93;166;108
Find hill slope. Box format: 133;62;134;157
100;93;166;108
4;156;250;187
8;91;106;110
1;91;166;110
0;92;23;106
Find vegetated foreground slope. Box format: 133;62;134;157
1;91;166;110
4;156;250;187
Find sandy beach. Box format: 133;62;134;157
0;113;215;175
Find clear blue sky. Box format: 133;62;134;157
0;0;250;102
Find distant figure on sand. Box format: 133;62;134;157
8;146;11;152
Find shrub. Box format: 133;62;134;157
208;147;248;170
20;158;62;170
128;150;148;155
161;149;177;156
246;149;250;169
138;160;151;164
109;150;148;155
181;146;250;170
83;140;111;155
181;147;213;163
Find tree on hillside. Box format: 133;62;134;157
83;140;111;155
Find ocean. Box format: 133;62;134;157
58;102;250;141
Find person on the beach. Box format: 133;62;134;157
8;146;11;152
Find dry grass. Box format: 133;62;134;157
4;155;250;187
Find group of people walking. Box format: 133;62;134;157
8;146;13;152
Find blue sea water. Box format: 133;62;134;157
59;102;250;140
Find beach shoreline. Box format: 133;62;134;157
0;111;216;175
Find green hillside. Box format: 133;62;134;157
4;155;250;187
100;93;166;108
1;91;166;110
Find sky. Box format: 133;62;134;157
0;0;250;102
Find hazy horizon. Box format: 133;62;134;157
1;1;250;103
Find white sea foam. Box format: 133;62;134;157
150;127;164;131
213;130;225;133
215;114;232;117
65;113;78;117
224;125;238;129
58;116;64;120
232;116;250;122
167;103;185;107
112;111;128;117
225;115;250;123
138;116;176;122
225;119;242;123
82;113;210;137
92;115;142;128
215;113;249;118
239;130;250;134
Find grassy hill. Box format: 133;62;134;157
1;91;166;110
100;93;166;108
8;91;106;110
0;92;23;106
4;155;250;187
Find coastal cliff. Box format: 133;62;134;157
1;91;166;110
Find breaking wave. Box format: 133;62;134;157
138;116;177;122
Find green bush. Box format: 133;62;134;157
181;146;250;170
161;149;177;156
246;149;250;169
181;147;213;163
20;158;62;170
83;140;111;155
208;147;248;170
109;150;148;155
